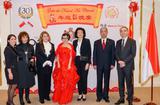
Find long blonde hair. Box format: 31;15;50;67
38;31;51;44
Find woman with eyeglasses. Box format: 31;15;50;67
73;27;91;101
52;33;79;105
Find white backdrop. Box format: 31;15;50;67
0;0;160;90
9;0;129;91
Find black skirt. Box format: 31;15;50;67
5;67;18;85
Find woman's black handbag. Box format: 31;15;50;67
80;56;88;62
28;60;37;75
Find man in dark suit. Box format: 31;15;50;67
115;26;136;105
93;27;115;103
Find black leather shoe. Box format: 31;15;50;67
104;98;110;103
96;98;102;102
25;97;31;104
128;101;133;105
39;99;45;104
45;97;51;101
115;99;125;105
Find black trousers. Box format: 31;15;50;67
96;66;111;100
38;66;52;100
75;57;89;95
117;67;133;101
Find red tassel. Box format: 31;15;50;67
19;21;25;28
27;21;34;27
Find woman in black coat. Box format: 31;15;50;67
35;31;55;104
4;34;18;105
16;31;35;105
73;27;91;101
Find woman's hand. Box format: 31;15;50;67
85;63;90;70
30;58;34;62
68;64;71;70
8;72;13;80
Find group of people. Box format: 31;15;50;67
4;26;136;105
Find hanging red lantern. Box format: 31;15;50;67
129;1;139;17
3;0;12;15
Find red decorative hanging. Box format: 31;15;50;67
129;1;139;17
3;0;12;15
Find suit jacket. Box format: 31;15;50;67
115;37;136;70
93;38;115;69
73;38;91;64
35;42;55;72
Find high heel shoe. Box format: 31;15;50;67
82;95;86;101
6;101;10;105
77;95;83;101
6;101;15;105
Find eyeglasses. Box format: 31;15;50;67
62;37;68;40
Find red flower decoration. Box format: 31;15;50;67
129;1;139;16
3;0;12;15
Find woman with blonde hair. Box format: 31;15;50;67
36;31;55;104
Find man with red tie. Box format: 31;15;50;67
93;27;115;103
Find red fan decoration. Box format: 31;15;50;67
129;1;139;17
3;0;12;15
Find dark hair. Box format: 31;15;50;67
120;26;128;31
7;34;16;46
61;33;70;40
38;31;51;44
100;27;108;32
74;27;86;38
18;31;30;44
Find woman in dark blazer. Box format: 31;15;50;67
35;31;55;104
16;31;35;105
4;34;18;105
73;27;91;101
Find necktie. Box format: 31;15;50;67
121;39;124;50
102;39;106;49
122;39;124;47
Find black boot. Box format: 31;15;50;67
19;88;25;105
19;98;25;105
25;88;31;104
25;97;31;104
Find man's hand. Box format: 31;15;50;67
110;65;115;69
118;60;126;68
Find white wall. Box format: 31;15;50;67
0;5;11;89
0;0;160;90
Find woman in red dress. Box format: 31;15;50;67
52;33;79;105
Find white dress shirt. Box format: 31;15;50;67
43;42;51;57
76;40;82;56
122;37;128;47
